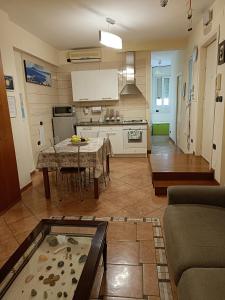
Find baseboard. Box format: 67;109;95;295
20;181;32;193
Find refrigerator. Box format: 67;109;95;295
52;116;76;144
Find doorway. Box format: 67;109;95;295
150;50;183;153
201;40;217;163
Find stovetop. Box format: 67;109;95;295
123;119;147;124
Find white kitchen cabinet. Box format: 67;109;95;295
99;126;123;155
76;126;100;138
72;69;119;102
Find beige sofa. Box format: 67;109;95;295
164;186;225;300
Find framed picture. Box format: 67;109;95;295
24;60;52;87
7;96;17;118
5;76;14;91
218;41;225;65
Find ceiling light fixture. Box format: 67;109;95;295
99;17;122;50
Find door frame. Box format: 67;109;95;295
195;29;218;167
176;73;182;146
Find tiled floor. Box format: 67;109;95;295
0;157;168;298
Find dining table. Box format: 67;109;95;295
36;137;111;199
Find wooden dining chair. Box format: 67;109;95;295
57;146;86;199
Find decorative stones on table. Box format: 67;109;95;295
46;236;58;247
72;277;78;284
68;237;78;245
79;255;87;264
39;275;44;281
46;265;52;270
43;291;48;299
57;291;62;298
57;261;64;268
43;274;60;286
38;254;48;262
70;268;75;274
25;274;34;283
31;289;37;297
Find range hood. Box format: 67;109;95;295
120;51;142;96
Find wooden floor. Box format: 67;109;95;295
150;136;218;195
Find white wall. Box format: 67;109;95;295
169;50;185;142
0;9;59;188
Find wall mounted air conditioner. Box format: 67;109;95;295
67;48;102;63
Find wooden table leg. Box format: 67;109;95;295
106;154;110;175
43;167;51;199
94;177;99;199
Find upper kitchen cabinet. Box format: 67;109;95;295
71;69;119;102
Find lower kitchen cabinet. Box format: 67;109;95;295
76;125;124;155
99;126;124;155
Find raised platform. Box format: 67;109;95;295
149;137;218;196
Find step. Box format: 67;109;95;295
154;179;219;196
152;171;214;181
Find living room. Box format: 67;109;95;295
0;0;225;299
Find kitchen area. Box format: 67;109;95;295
52;51;149;157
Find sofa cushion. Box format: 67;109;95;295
178;268;225;300
164;204;225;284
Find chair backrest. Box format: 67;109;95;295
102;137;110;163
57;145;81;168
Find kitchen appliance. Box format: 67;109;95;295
53;106;73;117
52;106;76;144
120;52;142;96
123;119;147;124
123;124;147;155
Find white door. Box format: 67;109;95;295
201;40;217;163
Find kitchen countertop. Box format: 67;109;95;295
76;121;148;126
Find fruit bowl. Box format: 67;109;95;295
70;135;88;146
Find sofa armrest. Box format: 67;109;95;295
168;186;225;208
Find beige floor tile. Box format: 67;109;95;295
140;240;156;263
137;223;154;241
104;265;143;298
107;241;139;265
8;215;39;235
143;264;160;296
3;202;32;224
107;223;137;241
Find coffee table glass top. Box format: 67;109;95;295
0;221;106;300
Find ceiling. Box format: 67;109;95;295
0;0;215;50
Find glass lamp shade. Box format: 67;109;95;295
99;30;122;49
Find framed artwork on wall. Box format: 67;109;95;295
24;60;52;87
218;40;225;65
4;76;14;91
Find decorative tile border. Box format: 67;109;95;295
49;216;173;300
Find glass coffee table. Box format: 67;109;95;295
0;219;108;300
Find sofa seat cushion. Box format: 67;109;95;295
178;268;225;300
164;204;225;284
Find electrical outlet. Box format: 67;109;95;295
216;96;223;102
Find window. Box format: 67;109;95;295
156;76;170;106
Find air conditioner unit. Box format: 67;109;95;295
67;48;102;63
